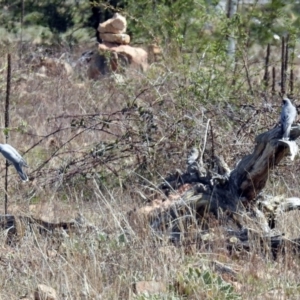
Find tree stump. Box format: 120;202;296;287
132;124;300;253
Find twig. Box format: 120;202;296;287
290;68;294;98
242;53;254;95
289;37;295;97
199;119;211;166
281;36;286;95
4;54;11;215
236;110;259;137
263;44;270;91
272;67;276;95
210;122;215;169
285;34;289;76
19;0;24;64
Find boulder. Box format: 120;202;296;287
86;51;114;79
98;13;127;34
88;13;148;79
99;33;130;45
98;42;148;72
87;43;148;79
34;284;57;300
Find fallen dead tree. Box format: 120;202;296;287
1;124;300;257
0;213;96;245
131;124;300;256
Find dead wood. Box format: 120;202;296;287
0;214;95;245
131;123;300;255
2;124;300;257
156;124;300;214
229;124;300;203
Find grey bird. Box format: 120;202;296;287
0;144;28;181
281;97;297;140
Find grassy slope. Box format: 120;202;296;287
0;34;300;299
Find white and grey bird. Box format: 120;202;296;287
0;144;28;181
281;97;297;140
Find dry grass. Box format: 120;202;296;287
0;42;299;299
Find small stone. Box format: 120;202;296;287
134;281;166;295
229;236;238;243
47;249;57;258
100;33;130;45
34;284;57;300
98;13;127;34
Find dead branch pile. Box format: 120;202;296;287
130;124;300;257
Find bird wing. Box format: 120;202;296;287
13;162;28;182
281;106;296;132
20;158;28;167
1;144;27;166
281;112;291;132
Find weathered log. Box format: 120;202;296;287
134;124;300;249
257;195;300;228
229;124;300;204
226;229;300;259
0;214;94;244
157;124;300;213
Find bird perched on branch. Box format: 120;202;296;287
0;144;28;181
281;97;297;140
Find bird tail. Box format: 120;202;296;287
14;163;28;182
282;124;291;139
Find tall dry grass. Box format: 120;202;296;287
0;42;299;299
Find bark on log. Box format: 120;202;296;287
3;124;299;257
228;125;300;204
0;214;94;244
157;124;300;214
132;124;300;250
